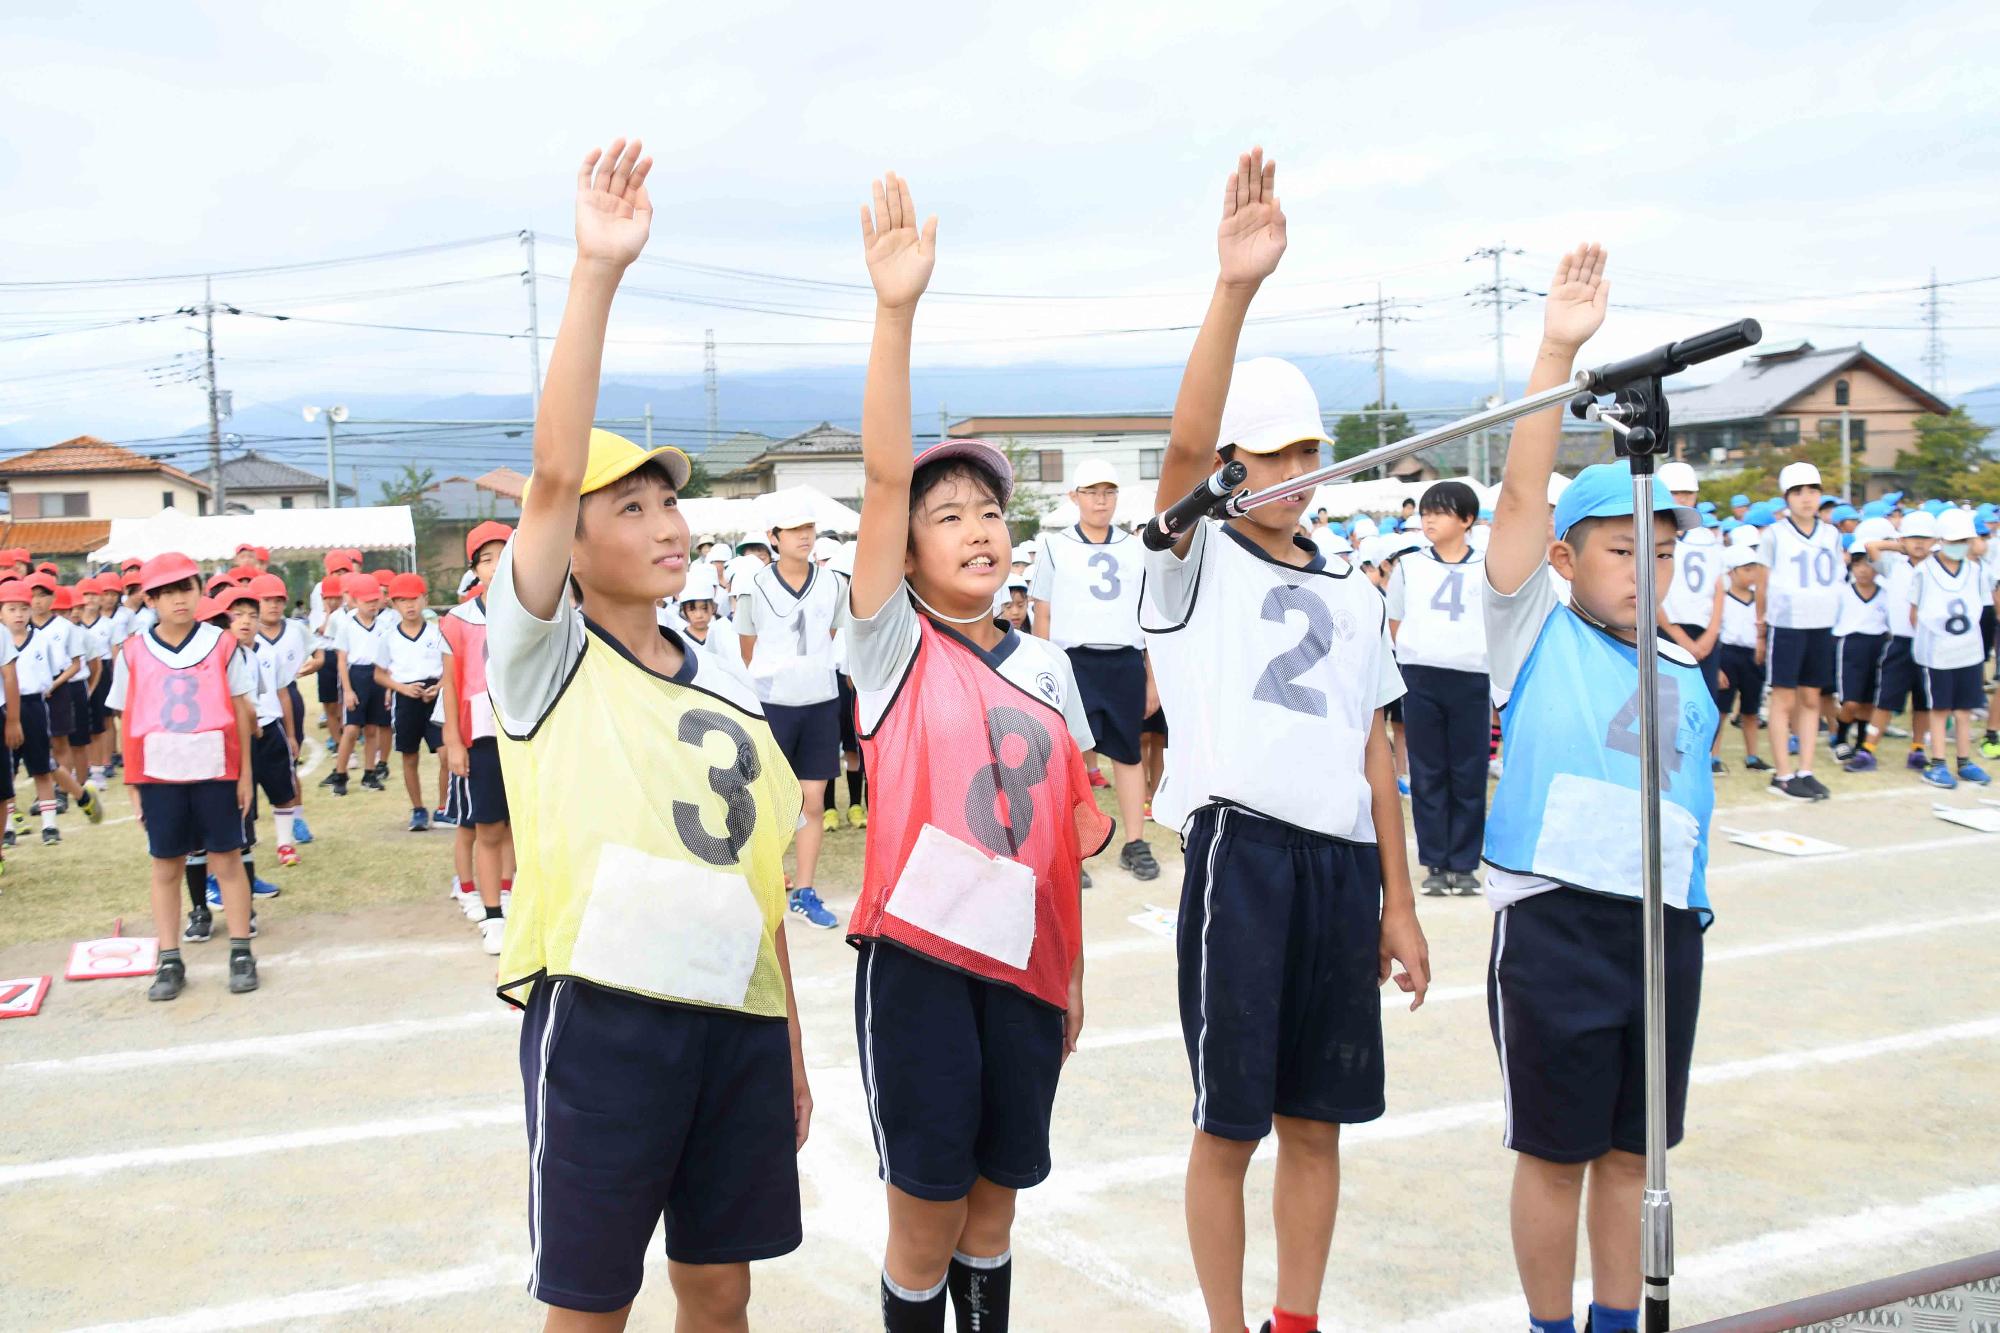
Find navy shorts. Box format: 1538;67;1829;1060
345;663;390;729
1489;888;1703;1163
836;674;859;753
1142;706;1168;738
90;668;114;737
46;679;78;745
391;683;443;755
1765;624;1834;691
1713;644;1762;718
1065;645;1144;765
1672;624;1721;703
137;779;247;860
285;681;305;734
1835;632;1887;707
521;980;801;1311
317;656;341;705
468;736;510;826
1922;661;1985;713
250;723;297;807
14;694;54;777
1874;636;1931;714
762;698;840;782
1176;803;1386;1140
854;940;1065;1200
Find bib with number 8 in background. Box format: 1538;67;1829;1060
852;616;1114;1010
494;620;801;1017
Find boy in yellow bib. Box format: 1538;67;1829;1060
488;138;810;1333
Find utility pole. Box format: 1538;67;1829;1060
1921;266;1947;395
939;404;950;443
522;231;543;413
644;403;654;449
703;329;718;452
1468;244;1527;485
1354;284;1416;451
302;406;349;508
202;276;226;515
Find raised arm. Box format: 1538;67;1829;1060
1155;149;1288;556
510;139;655;619
850;173;937;620
1485;244;1608;595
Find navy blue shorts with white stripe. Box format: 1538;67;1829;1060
1175;803;1386;1141
1874;636;1930;714
519;979;800;1312
1765;624;1834;691
1835;632;1886;707
1488;887;1702;1164
1923;661;1985;713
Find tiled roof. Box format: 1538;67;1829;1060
475;466;527;500
0;436;203;487
765;421;861;455
699;431;777;470
0;519;113;557
1667;344;1949;426
950;414;1172;435
190;450;352;496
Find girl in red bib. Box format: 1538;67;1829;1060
847;172;1112;1333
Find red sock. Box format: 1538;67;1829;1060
1272;1311;1317;1333
501;878;513;892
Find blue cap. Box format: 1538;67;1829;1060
1861;500;1890;519
1978;503;1998;519
1923;499;1948;515
1719;517;1742;532
1747;502;1778;527
1551;463;1695;542
1701;513;1720;528
1840;533;1857;550
1979;518;1993;537
1478;506;1494;521
1332;521;1348;536
1696;500;1716;514
1730;493;1750;508
1829;504;1858;523
1882;490;1904;506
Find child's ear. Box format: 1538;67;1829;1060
1547;539;1577;581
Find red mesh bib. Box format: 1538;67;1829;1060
122;630;242;784
852;619;1113;1008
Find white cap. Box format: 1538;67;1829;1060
1005;573;1030;591
1680;525;1717;546
1778;461;1822;493
1851;516;1897;545
1384;532;1426;559
1728;524;1760;547
723;554;763;588
763;495;817;532
812;536;841;563
1726;546;1765;568
679;564;718;602
1656;460;1699;493
1349;516;1379;540
706;542;734;563
1018;539;1039;558
1938;508;1976;542
1217;357;1335;455
1070;459;1120;491
1312;529;1352;558
1900;510;1940;539
1547;473;1573;505
830;540;857;577
1468;524;1491;552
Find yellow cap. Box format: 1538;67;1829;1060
522;429;692;504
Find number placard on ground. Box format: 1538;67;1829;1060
1727;828;1846;857
1932;804;2000;833
0;976;51;1019
1127;905;1178;938
66;935;160;981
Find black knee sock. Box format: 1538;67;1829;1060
185;855;208;911
823;777;839;810
881;1271;947;1333
848;768;866;808
242;853;256;884
947;1251;1012;1333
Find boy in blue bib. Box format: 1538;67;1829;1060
1480;246;1717;1333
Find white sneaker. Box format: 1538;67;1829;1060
455;884;482;921
479;916;506;955
1488;757;1504;780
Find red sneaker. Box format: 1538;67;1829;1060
276;845;300;867
1087;769;1109;789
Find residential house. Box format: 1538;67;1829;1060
424;468;525;521
0;436;210;563
946;413;1173;503
712;422;863;506
1666;342;1949;489
189;450;353;510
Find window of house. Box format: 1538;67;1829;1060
1758;418;1800;447
12;492;89;519
1015;450;1066;483
1140;448;1163;480
280;495;294;509
1817;419;1866;451
163;491;177;509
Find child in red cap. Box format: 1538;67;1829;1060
441;522;516;951
375;572;449;830
4;577;102;843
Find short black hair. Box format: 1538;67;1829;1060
144;575;200;600
1400;497;1417;510
1419;480;1480;522
1563;511;1679;552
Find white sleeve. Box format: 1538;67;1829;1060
226;647;255;697
483;541;586;734
1027;550;1055;602
106;652;129;711
1384;561;1408;621
1483;558;1560;699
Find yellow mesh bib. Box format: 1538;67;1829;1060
495;626;801;1018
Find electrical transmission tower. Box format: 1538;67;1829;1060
704;329;718;451
1346;285;1418;450
1920;267;1947;395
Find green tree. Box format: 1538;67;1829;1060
1332;401;1413;467
996;436;1056;540
680;454;712;498
376;464;448;588
1898;406;1993;499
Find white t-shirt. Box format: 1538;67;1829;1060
258;619;312;684
1880;554;1920;639
336;609;387;667
1719;590;1760;649
13;620;72;697
376;618;451;684
684;617;754;693
1027;526;1146;651
246;638;287;727
105;622;256;712
1833;585;1889;639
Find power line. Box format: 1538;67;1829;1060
0;235;518;290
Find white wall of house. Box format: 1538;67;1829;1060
972;429;1171;508
771;457;865;503
227;489;335;511
8;472;207;519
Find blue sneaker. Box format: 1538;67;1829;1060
251;875;281;899
324;738;336;755
292;817;314;845
1843;749;1878;772
788;887;838;930
1397;776;1410;796
1788;735;1799;755
1958;760;1991;786
1710;757;1726;774
408;807;431;833
206;875;221;908
1907;748;1930;771
1922;760;1958;789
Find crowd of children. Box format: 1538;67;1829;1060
22;139;2000;1333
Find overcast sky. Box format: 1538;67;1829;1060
6;0;2000;453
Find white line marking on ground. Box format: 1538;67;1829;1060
65;1256;523;1333
3;1010;510;1079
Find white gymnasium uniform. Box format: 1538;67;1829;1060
736;563;845;708
1911;556;1987;714
1759;517;1843;630
1719;592;1760;650
1663;530;1723;631
1028;526;1145;652
377;618;449;685
1384;548;1489;876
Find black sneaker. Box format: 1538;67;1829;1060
371;762;391;783
360;772;385;792
55;792;68;815
41;827;60;846
1770;774;1812;800
182;909;213;943
1800;773;1831;800
1832;740;1855;762
1421;869;1450;896
228;952;259;994
1450;871;1481;896
331;773;349;797
2;829;15;849
319;769;340;788
1118;839;1160;881
1080;870;1093;890
147;958;186;1002
1743;754;1773;771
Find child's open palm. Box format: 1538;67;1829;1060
1543;243;1609;351
574;139;654;269
1218;148;1286;287
860;173;936;309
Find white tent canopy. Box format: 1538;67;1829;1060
678;486;861;541
1039;473;1498;532
90;505;418;564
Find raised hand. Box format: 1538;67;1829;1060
860;172;937;310
1543;243;1610;352
1218;147;1287;288
575;138;654;270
